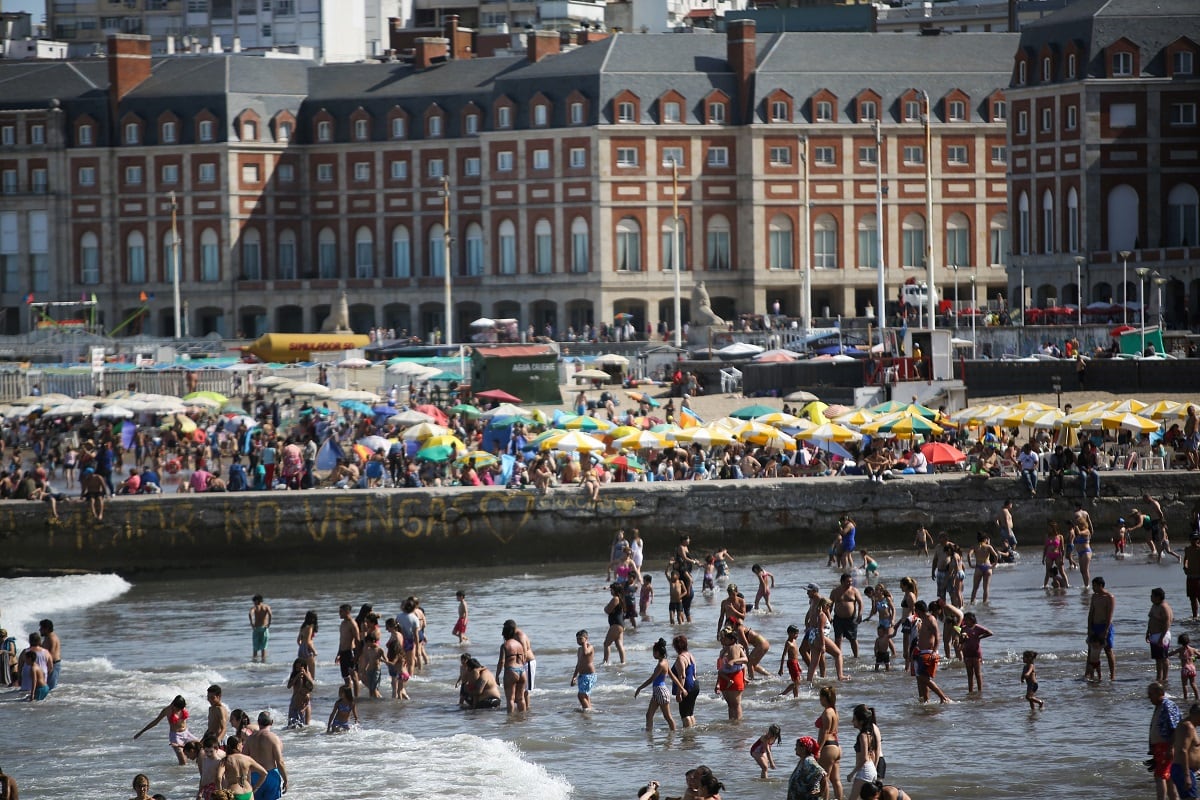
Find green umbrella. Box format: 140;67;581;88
415;444;454;462
450;403;481;417
730;403;778;420
869;400;908;414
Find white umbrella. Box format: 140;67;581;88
287;382;331;397
327;388;382;402
182;396;222;410
358;435;391;452
256;375;290;388
547;430;607;452
387;361;433;376
47;400;96;416
479;402;527;420
334;357;375;369
94;404;135;420
402;422;451;441
470;317;496;328
573;368;611;381
716;341;764;357
388;409;435;426
595;353;629;366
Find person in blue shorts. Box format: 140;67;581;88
1088;576;1117;681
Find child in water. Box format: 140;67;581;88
286;659;314;727
778;625;802;697
1021;650;1045;710
640;576;654;621
327;685;359;733
702;557;716;595
873;623;894;672
750;723;782;779
1114;519;1128;557
959;612;994;694
1169;633;1199;700
751;564;775;612
1084;634;1103;683
860;550;880;583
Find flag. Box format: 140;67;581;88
24;293;33;305
679;406;702;429
139;291;148;302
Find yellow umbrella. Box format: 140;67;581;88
800;401;830;424
754;412;805;428
875;414;943;438
1146;400;1184;420
1010;400;1054;412
543;430;607;452
609;425;642;441
900;402;938;419
734;422;797;450
1099;412;1160;434
709;416;742;431
1028;409;1067;429
402;422;451;441
673;426;736;447
949;404;1004;426
616;430;672;450
424;434;467;451
835;408;877;428
795;422;861;443
1105;399;1148;415
1071;400;1110;414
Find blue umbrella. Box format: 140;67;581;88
814;345;865;357
340;400;374;414
372;404;395;416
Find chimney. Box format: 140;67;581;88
166;34;175;55
443;14;460;59
726;18;756;123
527;29;560;63
107;34;153;102
232;35;241;53
413;36;448;68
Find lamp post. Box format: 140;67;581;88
1155;272;1168;330
1073;255;1085;325
969;274;977;358
1019;265;1025;327
921;90;936;330
671;159;683;349
873;119;886;345
1119;249;1132;325
949;264;960;333
799;134;811;334
1136;266;1150;356
169;191;181;339
440;176;453;347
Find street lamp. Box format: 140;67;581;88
969;274;977;359
1119;249;1132;325
671;158;683;349
1155;272;1168;330
949;264;960;333
799;134;811;334
439;176;453;347
921;90;936;330
169;191;181;339
1136;266;1150;355
873;118;886;346
1073;255;1085;325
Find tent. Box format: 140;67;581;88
470;344;562;405
1117;326;1165;356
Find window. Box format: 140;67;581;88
570;147;586;169
80;232;99;284
200;228;220;281
1;171;15;194
316;163;333;183
1041;107;1053;132
1042;57;1052;82
199;120;215;142
857;214;878;269
1018;61;1027;84
242;120;257;141
663;102;681;123
706;146;728;167
1176;51;1195;75
497;219;516;275
948;100;966;122
813;146;835;165
318;228;337;278
31;168;46;193
464;223;483;276
571;217;589;273
30;124;44;144
903;146;924;165
534;219;552;274
902;214;926;268
391;117;406;139
1067;187;1080;253
816;101;833;122
1113;51;1133;76
570;102;584;124
947;146;968;165
1;126;13;145
79;166;96;186
161;121;176;143
0;212;16;290
709;102;726;124
618;102;636;123
904;100;921;122
991;146;1007;164
390;160;408;180
1171;103;1197;126
277;121;291;142
706;215;730;271
354;227;373;278
661;146;683;167
464;157;480;177
533;149;550;170
353;119;368;141
858;146;877;165
79;124;93;145
1042;189;1055;253
242;229;261;279
354;162;370;182
317;120;332;142
465;114;478;135
277;231;296;279
391;225;411;277
769;146;791;166
615;218;641;271
533;105;547;127
1167;183;1199;247
1110;102;1136;127
277;163;294;183
1018;192;1030;254
497;106;512;129
124;165;143;185
125;122;139;144
945;213;969;267
990;213;1010;265
992;101;1007;121
428;116;442;138
428;159;444;178
1066;105;1078;130
768;215;793;270
812;215;837;269
1068;53;1077;79
661;218;685;272
241;163;260;183
496;151;514;171
859;101;877;122
771;101;788;122
1017;110;1028;135
616;147;638;167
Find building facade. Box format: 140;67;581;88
1006;0;1200;328
0;24;1014;340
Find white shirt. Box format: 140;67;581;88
1018;451;1039;471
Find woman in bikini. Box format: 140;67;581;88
221;736;266;800
1042;521;1069;589
968;533;1000;604
715;627;748;721
815;685;843;800
1073;521;1094;587
602;583;627;665
134;694;198;765
326;686;359;732
671;634;700;728
296;610;318;678
634;637;686;731
848;703;880;800
498;626;527;713
896;577;918;674
286;659;314;727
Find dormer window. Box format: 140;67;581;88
904;100;921;122
162;121;176;143
709;102;726;124
199;120;214;142
859;101;877;123
533;105;548;127
497;106;512;129
317;120;332;142
391;117;405;139
124;122;139;145
663;102;680;123
278;121;292;142
242;120;257;141
1042;57;1052;81
948;100;966;121
1018;61;1027;84
1175;51;1194;75
618;102;636;123
428;115;442;138
570;102;583;124
79;124;93;145
1067;53;1077;79
354;119;369;140
771;101;788;122
816;101;833;122
466;114;478;135
1113;51;1133;76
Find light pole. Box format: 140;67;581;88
671;159;683;349
969;274;977;358
1073;255;1085;325
949;264;959;333
169;191;181;339
440;176;453;347
1119;249;1131;325
1155;273;1168;330
1136;266;1150;355
1019;265;1025;327
873;119;886;344
921;90;936;330
799;134;811;334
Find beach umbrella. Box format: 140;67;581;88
608;425;642;441
920;441;966;465
328;389;382;402
949;404;1004;426
357;435;391;453
181;396;222;410
784;390;820;403
558;414;615;433
868;400;908;415
1071;400;1110;414
1105;399;1149;415
625;390;661;408
162;413;198;434
46;400;96;416
796;422;862;444
183;390;229;405
649;422;682;437
479;402;526;420
333;357;374;368
716;341;764;358
1010;400;1054;413
413;404;450;425
255;375;289;388
1028;409;1067;429
833;408;877;428
429;371;463;382
1147;400;1184;420
340;400;374;415
475;388;522;404
730;403;777;420
753;411;805;428
673;426;735;447
388;409;435;426
487;414;535;429
221;414;255;432
449;403;482;417
415;444;454;462
800;401;830;424
387;361;439;378
595;353;629;366
470;317;495;328
1099;412;1160;434
457;452;498;469
402;422;451;441
754;348;799;362
424;434;467;451
545;430;607;453
900;402;938;419
572;369;611;381
286;382;331;397
616;430;672;450
876;415;944;438
94;404;135;420
605;454;646;472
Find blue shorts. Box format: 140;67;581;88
255;768;283;800
1090;623;1115;650
576;672;597;695
1172;763;1200;799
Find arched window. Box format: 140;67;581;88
1106;184;1139;252
162;230;178;282
1067;187;1080;253
857;214;878;269
354;226;373;278
534;219;553;274
464;223;483;276
945;213;970;267
902;213;925;268
768;215;793;270
990;213;1009;266
1167;183;1199;247
428;223;446;277
1018;192;1030;254
391;225;411;278
277;229;296;279
661;217;686;271
200;228;220;282
127;230;146;283
497;219;516;275
1042;189;1055;254
241;227;261;279
570;217;589;274
813;214;837;269
615;217;641;271
81;232;100;284
706;215;731;271
317;227;337;279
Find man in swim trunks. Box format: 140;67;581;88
1089;576;1117;681
249;595;272;663
911;601;949;703
1185;534;1200;619
336;604;361;697
570;629;597;710
244;712;288;800
996;499;1017;551
830;574;864;659
1149;588;1176;685
1171;703;1200;800
1150;682;1183;800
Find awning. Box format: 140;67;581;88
686;8;715;18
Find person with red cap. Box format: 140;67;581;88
788;736;826;799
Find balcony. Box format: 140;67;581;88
413;0;479;11
538;0;605;24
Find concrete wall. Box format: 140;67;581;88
4;473;1198;576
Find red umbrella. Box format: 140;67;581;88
414;403;449;425
475;388;522;403
1109;324;1136;337
920;441;966;465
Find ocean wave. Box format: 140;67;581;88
0;573;132;635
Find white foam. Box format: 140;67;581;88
0;573;132;636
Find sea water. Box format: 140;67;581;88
0;548;1180;798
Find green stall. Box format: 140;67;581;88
470;344;562;404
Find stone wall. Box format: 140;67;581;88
2;472;1197;576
